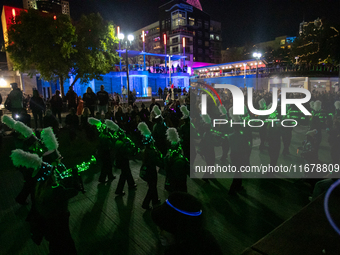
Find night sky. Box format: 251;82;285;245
1;0;339;48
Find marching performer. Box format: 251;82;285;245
164;128;189;192
138;122;162;209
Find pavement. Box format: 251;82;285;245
0;121;336;255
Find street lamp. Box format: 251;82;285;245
118;30;124;70
125;34;134;105
253;52;262;90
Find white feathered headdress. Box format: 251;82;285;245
11;149;43;175
228;107;241;122
137;122;151;137
218;105;227;115
334;101;340;110
166;128;180;144
40;127;59;151
2;115;16;129
180;105;190;119
313;100;322;112
13;121;34;138
105;119;120;132
152;105;162;117
201;114;211;124
258;99;266;109
88;117;102;127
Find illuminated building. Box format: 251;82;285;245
132;0;222;73
23;0;70;16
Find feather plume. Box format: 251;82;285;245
313;100;322;111
41;127;59;151
258;99;266;109
152;105;162;117
180;105;190;119
334;101;340;110
218;105;227;115
166;128;180;144
228;107;241;122
201;114;211;124
105;119;119;132
13;121;34;138
88;117;102;127
309;101;315;109
137;122;151;137
11;149;42;171
2;115;16;129
267;103;272;109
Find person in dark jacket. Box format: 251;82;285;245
43;109;59;135
30;90;45;129
65;108;79;141
83;87;97;117
65;86;78;110
97;85;109;114
50;90;63;124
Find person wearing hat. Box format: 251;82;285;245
178;105;190;161
152;105;169;157
164;128;188;192
2;117;43;205
97;119;138;195
10;147;78;255
151;192;222;254
138;122;162;209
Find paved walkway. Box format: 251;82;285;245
0;125;333;254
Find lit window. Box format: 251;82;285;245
189;17;195;26
210;34;214;40
216;35;220;41
205;41;209;47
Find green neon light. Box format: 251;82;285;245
200;88;217;106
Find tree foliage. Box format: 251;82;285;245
291;19;340;65
6;10;119;96
70;13;120;87
6;9;76;96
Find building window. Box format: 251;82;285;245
166;19;171;28
204;21;209;29
205;49;209;55
216;35;220;41
210;26;213;31
162;20;165;29
198;40;202;45
172;38;178;44
189;17;195;26
197;19;202;28
280;39;286;45
197;31;202;37
173;46;179;53
172;11;186;30
198;48;203;54
198;57;203;61
210;34;214;40
205;41;209;47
